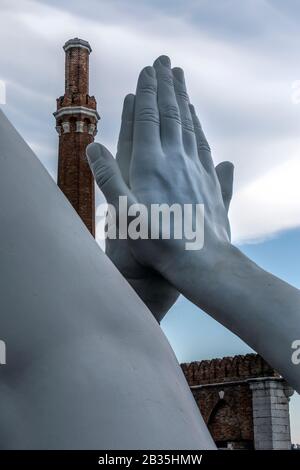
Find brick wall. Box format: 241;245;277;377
181;353;279;386
181;354;291;449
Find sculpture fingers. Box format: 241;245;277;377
116;93;135;187
133;65;160;153
215;161;234;213
189;103;215;174
172;67;197;160
153;56;182;150
87;142;134;208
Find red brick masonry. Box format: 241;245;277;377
181;354;280;449
54;38;99;236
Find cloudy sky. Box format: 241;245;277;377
1;0;300;442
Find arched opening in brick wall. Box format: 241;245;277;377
208;399;253;450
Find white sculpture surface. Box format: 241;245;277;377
0;109;215;449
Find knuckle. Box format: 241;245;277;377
161;104;181;124
136;107;159;124
197;141;211;153
193;120;202;131
181;117;194;133
94;163;115;187
160;73;174;87
140;84;157;95
177;90;189;102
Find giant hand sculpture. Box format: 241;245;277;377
91;57;233;322
88;56;300;393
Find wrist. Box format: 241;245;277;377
160;239;235;301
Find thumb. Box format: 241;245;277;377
215;161;234;213
86;142;133;206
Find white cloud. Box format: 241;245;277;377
231;156;300;242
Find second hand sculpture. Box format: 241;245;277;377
87;55;300;395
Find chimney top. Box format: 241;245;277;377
63;38;92;54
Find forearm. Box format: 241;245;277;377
165;243;300;392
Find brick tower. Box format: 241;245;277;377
54;38;100;236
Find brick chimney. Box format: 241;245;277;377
54;38;100;236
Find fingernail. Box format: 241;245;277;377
172;67;185;83
124;93;135;103
144;66;156;78
122;94;135;120
223;161;235;174
158;55;171;67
